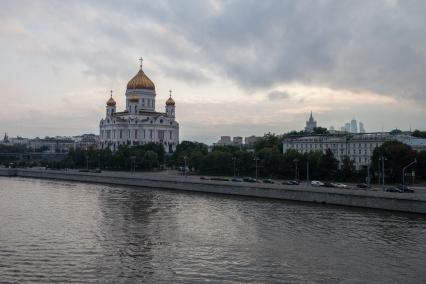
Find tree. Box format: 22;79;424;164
371;141;416;182
412;129;426;138
312;127;329;135
319;149;339;179
143;151;159;170
340;156;355;180
258;146;282;177
254;133;282;153
416;151;426;179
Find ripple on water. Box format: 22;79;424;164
0;177;425;283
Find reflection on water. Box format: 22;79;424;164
0;177;425;283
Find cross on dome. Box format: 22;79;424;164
169;89;172;97
139;57;143;69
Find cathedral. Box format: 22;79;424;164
99;59;179;153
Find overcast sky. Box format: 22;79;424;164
1;0;425;143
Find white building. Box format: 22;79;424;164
99;60;179;153
283;133;397;170
305;112;317;132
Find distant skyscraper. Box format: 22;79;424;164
359;122;365;133
345;123;351;132
305;112;317;132
351;119;358;133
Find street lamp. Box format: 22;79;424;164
130;156;136;173
379;156;387;190
306;160;310;186
232;157;236;178
294;158;299;180
402;159;417;188
183;156;188;177
254;156;259;181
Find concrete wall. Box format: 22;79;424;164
1;168;425;214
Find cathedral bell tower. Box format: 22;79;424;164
165;90;175;119
106;90;116;117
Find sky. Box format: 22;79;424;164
0;0;425;144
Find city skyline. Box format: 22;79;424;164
1;1;426;144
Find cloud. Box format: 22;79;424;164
0;0;426;143
268;90;291;101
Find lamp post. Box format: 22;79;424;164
130;156;136;174
306;160;310;186
294;158;299;180
232;157;236;178
183;156;188;177
254;156;259;181
379;156;387;190
402;159;417;188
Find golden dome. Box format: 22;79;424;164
127;68;155;90
128;96;139;103
106;96;116;106
166;96;175;106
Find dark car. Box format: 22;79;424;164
385;186;403;193
231;178;243;182
262;179;274;184
211;177;229;181
322;182;335;188
243;177;257;183
397;184;415;193
200;176;209;180
357;183;369;189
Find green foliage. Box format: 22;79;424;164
340;156;356;180
312;127;329;135
412;129;426;138
389;128;403;135
371;141;416;182
416;151;426;179
254;133;282;153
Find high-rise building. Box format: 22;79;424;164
359;122;366;133
351;119;358;133
305;112;317;132
345;123;351;132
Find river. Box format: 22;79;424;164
0;177;425;283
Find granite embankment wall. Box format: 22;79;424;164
1;168;425;214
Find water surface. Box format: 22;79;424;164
0;177;425;283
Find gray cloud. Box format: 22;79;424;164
268;90;290;101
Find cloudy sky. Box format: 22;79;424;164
1;0;425;143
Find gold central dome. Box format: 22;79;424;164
127;68;155;90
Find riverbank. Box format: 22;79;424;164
1;168;425;214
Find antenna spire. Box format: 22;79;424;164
169;89;172;98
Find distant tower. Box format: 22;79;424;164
106;90;116;117
165;90;176;118
305;111;317;132
350;119;358;133
3;132;9;143
345;123;351;132
359;122;366;133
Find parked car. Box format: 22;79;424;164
311;180;324;187
385;186;403;193
397;184;415;193
231;178;243;182
289;180;300;185
200;176;209;180
331;183;348;188
262;179;274;184
243;177;257;183
322;182;335;188
211;177;229;181
357;183;369;189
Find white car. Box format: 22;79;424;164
311;180;324;187
331;183;348;188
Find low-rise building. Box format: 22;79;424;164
282;133;426;170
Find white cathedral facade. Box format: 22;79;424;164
99;60;179;153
